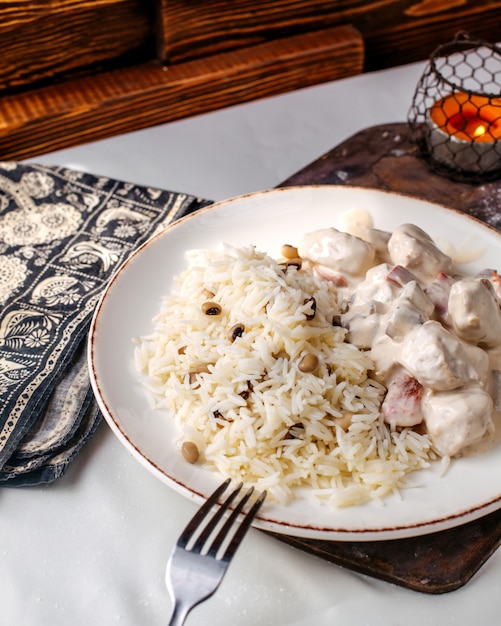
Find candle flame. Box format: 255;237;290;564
430;92;501;142
473;124;487;138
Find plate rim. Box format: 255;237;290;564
88;184;501;541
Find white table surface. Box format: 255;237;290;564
3;59;501;625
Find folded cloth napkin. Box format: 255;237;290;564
0;162;212;486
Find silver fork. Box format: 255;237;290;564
166;479;267;626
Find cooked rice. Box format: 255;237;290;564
134;244;436;507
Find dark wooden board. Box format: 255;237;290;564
282;122;501;229
274;122;501;594
270;508;501;594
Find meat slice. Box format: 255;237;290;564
350;263;401;307
299;227;375;277
382;373;424;428
422;386;494;456
399;321;478;391
388;224;452;284
448;278;501;348
384;280;435;340
425;272;456;324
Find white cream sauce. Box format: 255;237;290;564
298;218;501;458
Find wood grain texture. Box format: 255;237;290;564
405;0;468;17
361;1;501;71
155;0;501;70
3;0;500;160
0;25;364;160
155;0;374;62
0;0;153;91
271;506;501;594
3;1;500;93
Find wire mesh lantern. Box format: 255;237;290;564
408;31;501;182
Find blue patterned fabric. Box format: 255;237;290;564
0;162;211;485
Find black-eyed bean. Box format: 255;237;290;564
181;441;199;463
281;244;299;259
303;296;316;320
228;323;245;342
201;301;222;315
298;353;319;373
284;422;305;440
280;258;302;270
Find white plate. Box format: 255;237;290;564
88;185;501;541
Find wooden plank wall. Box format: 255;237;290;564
155;0;501;70
0;1;153;91
1;0;500;160
0;26;364;160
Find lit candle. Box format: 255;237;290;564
426;91;501;174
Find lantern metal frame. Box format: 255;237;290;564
408;31;501;182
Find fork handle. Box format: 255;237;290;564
168;602;190;626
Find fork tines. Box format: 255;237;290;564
178;479;266;563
